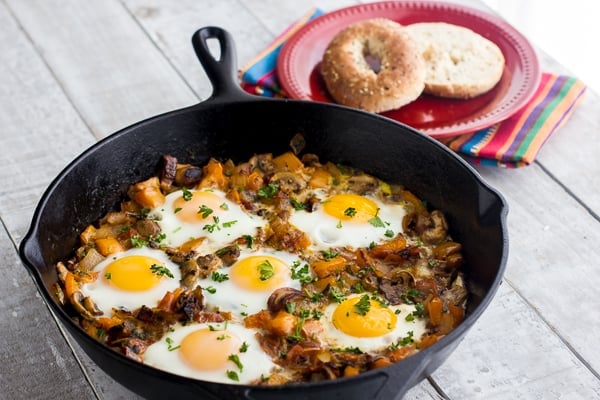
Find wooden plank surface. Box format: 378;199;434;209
0;0;599;398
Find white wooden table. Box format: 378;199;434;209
1;1;599;399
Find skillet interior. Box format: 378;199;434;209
19;27;508;400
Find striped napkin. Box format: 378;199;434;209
239;8;587;168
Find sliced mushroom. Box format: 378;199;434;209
270;172;306;194
56;261;69;283
346;174;379;195
52;283;66;306
255;153;276;175
180;259;200;289
215;245;240;266
196;254;223;279
70;291;97;320
443;274;468;306
421;210;449;245
175;164;203;187
135;219;162;239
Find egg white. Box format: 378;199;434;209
79;246;182;314
143;321;276;384
198;249;304;319
289;192;406;251
150;189;266;251
318;294;427;352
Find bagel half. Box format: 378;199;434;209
406;22;505;99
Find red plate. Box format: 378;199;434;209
277;1;540;138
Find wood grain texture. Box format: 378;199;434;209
0;0;599;398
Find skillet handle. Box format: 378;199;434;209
192;26;253;102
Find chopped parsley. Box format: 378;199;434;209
384;229;394;238
322;249;339;260
198;204;213;218
181;187;193;201
150;264;174;278
203;286;217;294
390;331;414;349
290;198;306;211
257;183;279;199
291;261;313;283
257;259;275;281
174;207;182;214
130;235;148;248
203;216;220;233
220;202;229;211
104;272;112;280
211;271;229;282
329;286;345;303
239;342;248;353
286;302;296;314
166;337;180;351
354;294;371;316
222;220;237;228
228;354;243;371
226;370;239;381
344;207;357;217
243;235;254;248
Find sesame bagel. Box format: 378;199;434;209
320;18;426;113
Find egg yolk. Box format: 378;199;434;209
103;255;164;291
229;255;288;291
173;191;225;224
332;296;397;337
322;194;379;223
179;328;242;371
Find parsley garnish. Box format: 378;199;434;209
203;286;217;294
385;229;394;238
216;334;230;341
322;249;339;260
368;208;386;228
329;286;345;303
257;183;279;198
257;260;275;281
290;198;306;211
130;235;147;248
354;294;371;316
239;342;248;353
344;207;357;217
228;354;243;371
166;337;180;351
150;264;174;278
243;235;254;248
203;216;220;233
198;204;213;218
181;187;193;201
304;289;324;302
311;309;323;320
291;261;313;283
220;203;229;211
286;302;296;314
211;271;229;282
333;346;363;354
226;370;239;381
390;331;414;350
401;289;421;305
104;272;112;280
222;220;237;228
174;207;182;214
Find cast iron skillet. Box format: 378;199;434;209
19;27;508;400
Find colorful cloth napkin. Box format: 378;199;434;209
239;9;587;168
